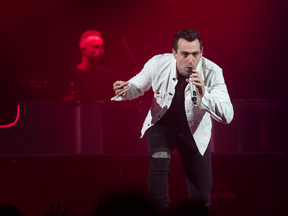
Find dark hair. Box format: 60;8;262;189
173;29;202;53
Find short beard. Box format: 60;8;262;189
176;66;188;77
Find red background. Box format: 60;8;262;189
0;0;287;100
0;1;288;215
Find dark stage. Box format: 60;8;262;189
0;101;286;216
0;153;285;216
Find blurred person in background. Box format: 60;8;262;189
62;30;113;101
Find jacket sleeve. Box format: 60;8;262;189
198;68;234;124
111;57;154;101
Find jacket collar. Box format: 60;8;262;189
171;57;178;80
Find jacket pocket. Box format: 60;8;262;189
154;89;165;105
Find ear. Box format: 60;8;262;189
172;48;177;59
100;47;104;57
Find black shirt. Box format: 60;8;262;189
157;73;190;130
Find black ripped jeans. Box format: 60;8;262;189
146;123;212;214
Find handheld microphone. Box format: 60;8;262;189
188;68;197;105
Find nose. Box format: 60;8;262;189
187;54;194;64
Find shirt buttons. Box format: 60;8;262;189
169;92;173;96
173;78;176;81
148;124;150;126
164;105;168;109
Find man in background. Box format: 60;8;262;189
63;30;113;101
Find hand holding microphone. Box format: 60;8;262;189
188;68;197;105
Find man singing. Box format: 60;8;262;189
112;29;234;215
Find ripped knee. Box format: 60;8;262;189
151;151;171;158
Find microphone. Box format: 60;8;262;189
188;68;197;105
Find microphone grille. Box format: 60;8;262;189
187;68;193;77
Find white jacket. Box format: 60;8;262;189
112;54;234;155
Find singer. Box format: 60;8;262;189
112;29;234;215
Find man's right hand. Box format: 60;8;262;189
113;81;129;97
